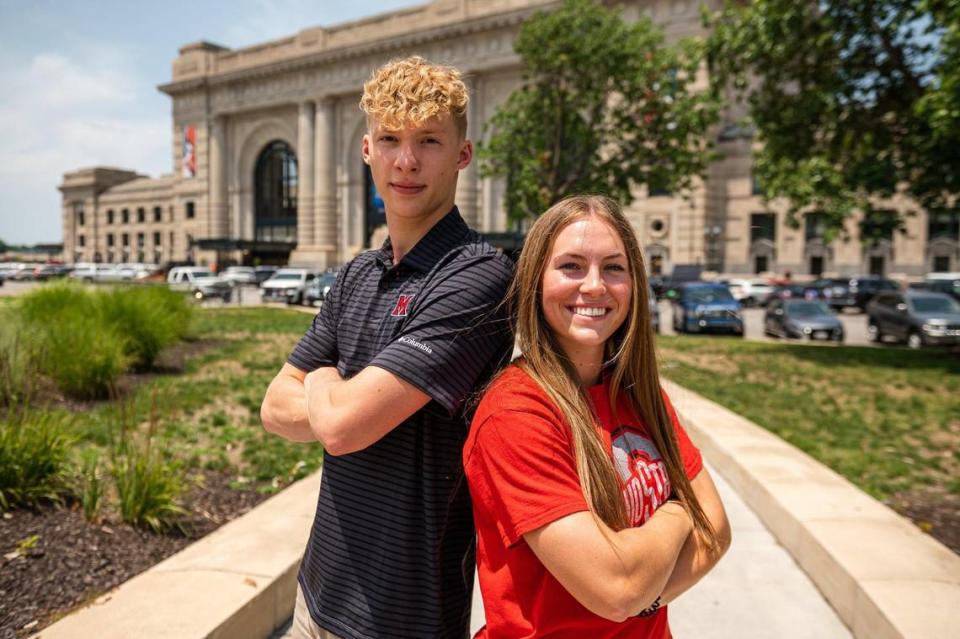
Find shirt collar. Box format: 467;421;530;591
375;207;469;274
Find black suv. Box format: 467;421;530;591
926;276;960;302
866;290;960;348
814;276;899;312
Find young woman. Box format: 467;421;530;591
464;195;731;638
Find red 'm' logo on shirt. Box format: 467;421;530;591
391;294;414;317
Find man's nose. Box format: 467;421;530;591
395;142;419;171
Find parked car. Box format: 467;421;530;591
98;263;158;282
303;271;339;306
814;276;899;312
727;278;776;307
167;266;233;301
261;268;319;304
766;283;822;304
253;265;280;285
221;266;257;286
671;283;743;335
866;290;960;348
648;283;660;334
764;299;843;342
925;273;960;302
69;263;116;282
32;264;72;280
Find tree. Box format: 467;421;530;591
479;0;722;225
705;0;960;240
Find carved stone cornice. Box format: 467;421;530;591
159;4;548;98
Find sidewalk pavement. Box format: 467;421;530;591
273;461;851;639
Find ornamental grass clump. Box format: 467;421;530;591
98;286;193;370
18;283;130;399
0;412;73;510
0;311;35;408
107;397;186;532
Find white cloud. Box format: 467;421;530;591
0;50;168;244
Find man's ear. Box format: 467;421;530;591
457;139;473;171
361;133;371;165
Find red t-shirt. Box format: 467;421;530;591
464;365;703;639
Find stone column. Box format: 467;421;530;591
314;97;338;259
297;100;316;250
208;116;228;238
456;75;480;228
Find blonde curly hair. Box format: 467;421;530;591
360;56;469;137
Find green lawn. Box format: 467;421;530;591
655;336;960;503
65;307;321;497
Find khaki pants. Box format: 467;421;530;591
291;584;345;639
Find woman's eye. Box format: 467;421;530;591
558;262;580;271
605;264;626;272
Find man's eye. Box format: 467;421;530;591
423;138;440;144
379;136;397;143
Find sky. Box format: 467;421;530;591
0;0;422;246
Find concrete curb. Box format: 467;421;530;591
662;379;960;639
32;471;321;639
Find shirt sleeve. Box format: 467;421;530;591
286;269;343;373
465;409;589;548
662;390;703;480
369;254;513;415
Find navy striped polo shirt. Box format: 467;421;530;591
287;208;514;639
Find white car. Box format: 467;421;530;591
727;278;775;307
69;263;117;282
221;266;257;285
167;266;233;301
260;268;318;304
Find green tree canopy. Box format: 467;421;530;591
705;0;960;240
479;0;721;225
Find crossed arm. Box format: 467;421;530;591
260;363;430;455
523;467;730;622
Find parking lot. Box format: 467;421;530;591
657;300;872;346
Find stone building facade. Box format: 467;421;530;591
60;0;959;277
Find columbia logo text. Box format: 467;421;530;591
398;336;432;354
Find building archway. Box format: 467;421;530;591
254;140;298;244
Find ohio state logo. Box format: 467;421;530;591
610;428;670;526
391;294;415;317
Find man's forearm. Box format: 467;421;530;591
261;367;339;443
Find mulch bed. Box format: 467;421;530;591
892;490;960;555
0;473;270;639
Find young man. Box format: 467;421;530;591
261;57;514;639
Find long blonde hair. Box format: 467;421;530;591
509;195;719;551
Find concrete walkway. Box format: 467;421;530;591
272;461;850;639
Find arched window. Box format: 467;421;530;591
254;141;298;243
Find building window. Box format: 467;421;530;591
122;209;129;224
137;207;145;223
928;211;959;240
805;212;826;241
78;235;85;247
74;202;85;226
750;213;776;243
751;175;763;196
169;205;174;222
809;255;824;276
185;201;195;219
254;140;298;243
107;209;114;225
869;255;885;276
933;255;950;272
860;209;897;245
122;233;129;247
153;206;162;222
754;254;768;274
169;231;175;252
137;232;144;248
107;233;114;247
153;232;161;246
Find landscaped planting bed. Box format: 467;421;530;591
656;334;960;554
1;290;319;638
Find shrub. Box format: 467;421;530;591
18;283;130;399
0;311;36;407
0;412;73;510
98;286;193;370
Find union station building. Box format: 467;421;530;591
59;0;959;277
